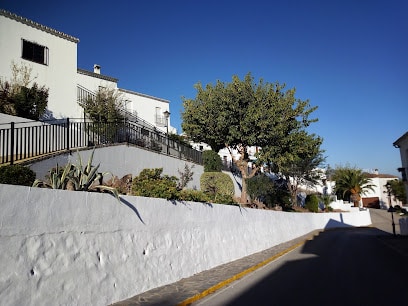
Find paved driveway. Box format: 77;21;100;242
369;207;405;234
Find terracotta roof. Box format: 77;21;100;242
77;68;118;83
364;173;399;179
0;9;79;43
119;88;170;103
393;131;408;148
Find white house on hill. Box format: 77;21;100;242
0;9;175;133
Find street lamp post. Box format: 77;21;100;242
385;182;396;236
163;110;170;154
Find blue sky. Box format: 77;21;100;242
2;0;407;176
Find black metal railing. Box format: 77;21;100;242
0;118;202;165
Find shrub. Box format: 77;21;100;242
213;193;236;205
132;168;178;200
202;150;222;172
246;174;275;206
200;172;235;204
0;164;36;186
320;194;333;211
177;163;194;190
178;189;210;202
305;194;319;212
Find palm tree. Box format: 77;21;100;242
332;167;375;207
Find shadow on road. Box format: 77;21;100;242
224;227;408;306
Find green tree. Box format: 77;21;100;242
246;174;275;207
168;133;192;148
182;73;320;203
13;83;48;120
387;179;407;204
202;150;222;172
79;86;125;122
332;166;375;207
266;131;326;206
0;61;48;119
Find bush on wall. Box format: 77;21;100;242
246;174;275;207
178;189;210;202
200;172;235;204
305;194;319;212
132;168;178;200
0;164;36;186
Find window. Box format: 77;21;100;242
22;39;48;65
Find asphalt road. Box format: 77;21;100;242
193;226;408;306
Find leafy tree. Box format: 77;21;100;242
0;61;48;119
246;174;275;207
0;81;15;115
168;133;192;148
387;179;407;204
266;131;326;206
79;86;126;142
182;73;320;203
331;166;375;207
13;83;48;120
79;86;125;122
202;150;222;172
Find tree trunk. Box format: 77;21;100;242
350;193;360;207
227;145;258;204
240;176;248;204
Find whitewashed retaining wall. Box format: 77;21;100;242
400;217;408;235
0;184;371;305
28;145;204;191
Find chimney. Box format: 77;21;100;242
94;64;101;74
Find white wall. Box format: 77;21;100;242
28;145;204;190
363;176;402;208
76;69;118;93
0;12;80;119
394;133;408;204
0;184;372;305
120;89;173;133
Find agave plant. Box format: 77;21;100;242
33;163;74;189
33;148;120;200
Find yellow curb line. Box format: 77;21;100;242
177;239;309;306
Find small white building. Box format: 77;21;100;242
360;171;402;209
0;10;174;133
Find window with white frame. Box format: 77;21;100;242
21;39;49;65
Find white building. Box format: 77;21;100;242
360;171;402;209
0;9;175;133
394;131;408;204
